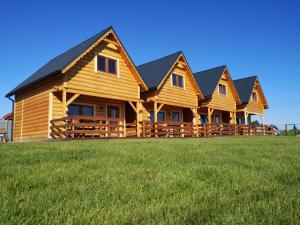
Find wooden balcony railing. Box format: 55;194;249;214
198;124;275;137
50;116;276;139
50;116;125;139
141;121;194;137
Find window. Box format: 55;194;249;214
107;105;120;118
97;55;117;75
251;92;257;102
150;111;165;122
68;104;94;116
108;58;117;74
237;117;245;125
172;74;184;88
218;84;227;95
214;114;221;124
172;112;180;122
200;114;208;124
158;112;165;122
97;56;106;72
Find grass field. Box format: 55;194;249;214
0;137;299;225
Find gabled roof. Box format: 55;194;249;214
233;76;257;104
193;65;227;98
137;51;182;89
233;76;268;108
6;26;147;97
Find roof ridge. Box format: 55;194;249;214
137;51;182;68
194;65;227;74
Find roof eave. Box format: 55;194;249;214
5;70;61;98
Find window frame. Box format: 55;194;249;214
149;111;166;122
214;114;222;124
218;84;227;96
251;91;258;102
106;105;120;118
68;103;95;117
95;54;119;77
171;73;184;89
171;111;181;122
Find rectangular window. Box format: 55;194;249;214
150;111;165;122
108;58;117;74
107;105;120;118
68;104;94;116
172;112;180;122
97;55;117;75
172;74;184;88
97;56;106;72
200;114;208;124
158;112;165;122
251;92;257;102
214;114;221;124
218;84;227;95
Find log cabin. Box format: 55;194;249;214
6;26;148;142
193;66;241;124
233;76;268;125
137;52;204;136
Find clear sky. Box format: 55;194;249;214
1;0;299;127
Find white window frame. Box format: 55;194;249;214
251;91;258;102
171;73;185;89
94;53;120;78
218;83;227;96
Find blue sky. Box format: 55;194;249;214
1;0;299;126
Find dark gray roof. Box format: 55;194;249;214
6;26;113;97
233;76;257;104
137;51;182;89
193;65;227;98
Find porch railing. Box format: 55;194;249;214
50;116;276;139
141;121;194;137
198;124;275;137
50;116;125;139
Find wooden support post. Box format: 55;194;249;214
136;101;141;137
123;119;126;138
208;108;214;124
62;90;67;116
191;108;199;137
261;114;265;126
66;93;80;106
230;112;237;124
154;101;158;137
244;111;249;125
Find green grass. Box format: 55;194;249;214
0;137;299;225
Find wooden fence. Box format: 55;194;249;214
50;116;125;139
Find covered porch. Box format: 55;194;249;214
49;89;143;139
236;110;265;126
198;106;237;125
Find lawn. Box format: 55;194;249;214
0;137;299;225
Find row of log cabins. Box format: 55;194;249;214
6;26;269;142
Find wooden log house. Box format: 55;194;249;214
6;26;148;141
233;76;269;125
137;52;204;137
5;26;272;142
193;66;241;125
